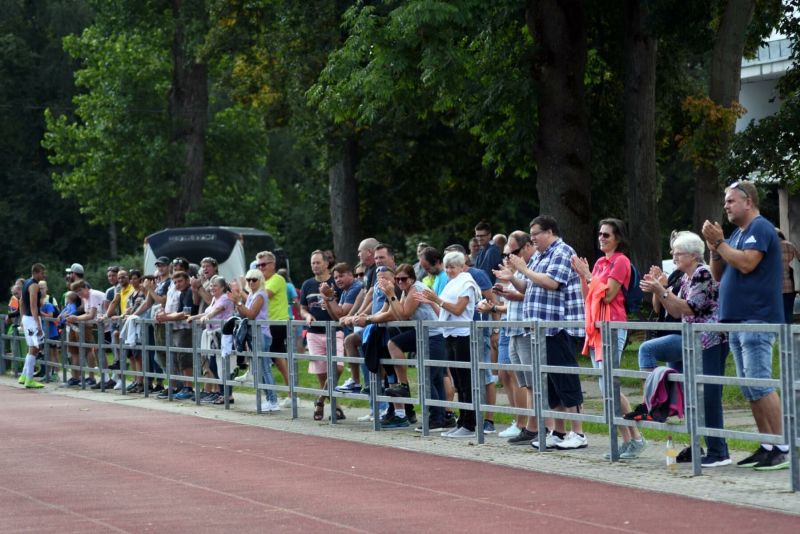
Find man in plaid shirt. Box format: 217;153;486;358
499;215;588;451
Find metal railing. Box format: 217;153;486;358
2;315;798;491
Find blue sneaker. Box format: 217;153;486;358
483;420;496;434
174;387;194;400
381;415;409;429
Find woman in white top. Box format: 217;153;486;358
416;251;480;438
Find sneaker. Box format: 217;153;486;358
441;416;457;430
554;431;588;450
532;432;563;449
280;396;293;408
334;378;362;393
233;370;252;383
619;438;647;459
200;392;219;404
676;446;704;463
381;414;410;429
441;426;460;437
18;375;26;384
84;377;96;387
24;378;44;389
508;428;538;446
737;446;772;468
150;384;165;393
264;400;281;413
701;455;732;468
483;420;496;434
385;383;410;398
498;423;521;439
174;387;194;400
753;448;790;471
604;441;631;460
126;382;139;392
415;418;448;432
379;410;396;425
443;427;476;439
112;380;122;390
357;413;374;422
66;377;81;387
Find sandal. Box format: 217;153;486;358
335;406;346;420
314;398;325;421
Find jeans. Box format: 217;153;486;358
638;333;683;371
729;327;776;401
259;334;277;404
701;342;729;459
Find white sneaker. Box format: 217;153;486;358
532;432;563;449
234;370;252;383
443;427;476;439
498;422;521;439
113;381;123;390
264;400;281;412
554;431;588;450
280;396;293;408
441;426;460;437
357;413;374;422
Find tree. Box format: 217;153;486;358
623;0;660;269
528;0;593;256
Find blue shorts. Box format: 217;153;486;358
498;333;510;365
728;327;776;401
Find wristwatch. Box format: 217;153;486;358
714;238;723;247
326;296;335;301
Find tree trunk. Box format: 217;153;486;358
624;0;660;271
527;0;593;258
108;220;118;259
328;136;361;266
692;0;755;229
167;0;208;227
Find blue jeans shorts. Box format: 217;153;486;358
728;327;776;401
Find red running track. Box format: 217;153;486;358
0;385;796;533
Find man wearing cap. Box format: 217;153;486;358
63;263;85;307
131;256;172;392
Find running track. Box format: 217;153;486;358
0;385;796;533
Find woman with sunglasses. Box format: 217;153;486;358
571;218;646;458
233;269;279;411
371;264;446;430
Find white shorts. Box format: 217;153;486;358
21;315;44;348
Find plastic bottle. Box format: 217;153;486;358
665;435;677;472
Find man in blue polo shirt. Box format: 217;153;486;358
703;180;787;471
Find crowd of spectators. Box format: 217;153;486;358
4;180;794;471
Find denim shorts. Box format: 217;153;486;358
498;333;510;365
728;327;776;401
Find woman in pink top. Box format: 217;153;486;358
572;218;646;458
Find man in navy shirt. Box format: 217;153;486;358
703;180;787;471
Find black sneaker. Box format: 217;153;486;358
385;383;411;398
84;377;96;387
156;388;171;399
676;446;704;463
753;448;790;471
442;414;457;429
737;446;772;468
151;384;165;393
66;377;81;387
508;428;538;446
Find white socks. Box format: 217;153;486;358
23;354;36;379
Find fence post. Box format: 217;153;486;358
781;323;798;491
253;323;262;414
470;321;483;443
601;321;618;460
165;323;174;400
532;321;546;450
287;319;298;419
191;321;200;405
415;319;428;435
683;322;701;476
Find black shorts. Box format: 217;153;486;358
545;330;583;409
389;329;417;353
271;325;287;354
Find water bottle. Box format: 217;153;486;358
665;435;677;472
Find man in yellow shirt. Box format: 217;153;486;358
256;251;289;385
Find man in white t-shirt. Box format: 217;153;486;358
66;280;107;387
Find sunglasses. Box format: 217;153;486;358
502;247;522;259
598;232;612;239
257;262;274;268
246;278;259;283
395;276;410;283
355;273;365;278
729;181;750;198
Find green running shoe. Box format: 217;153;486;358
24;378;45;389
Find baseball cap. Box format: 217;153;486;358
66;263;84;275
155;256;170;265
